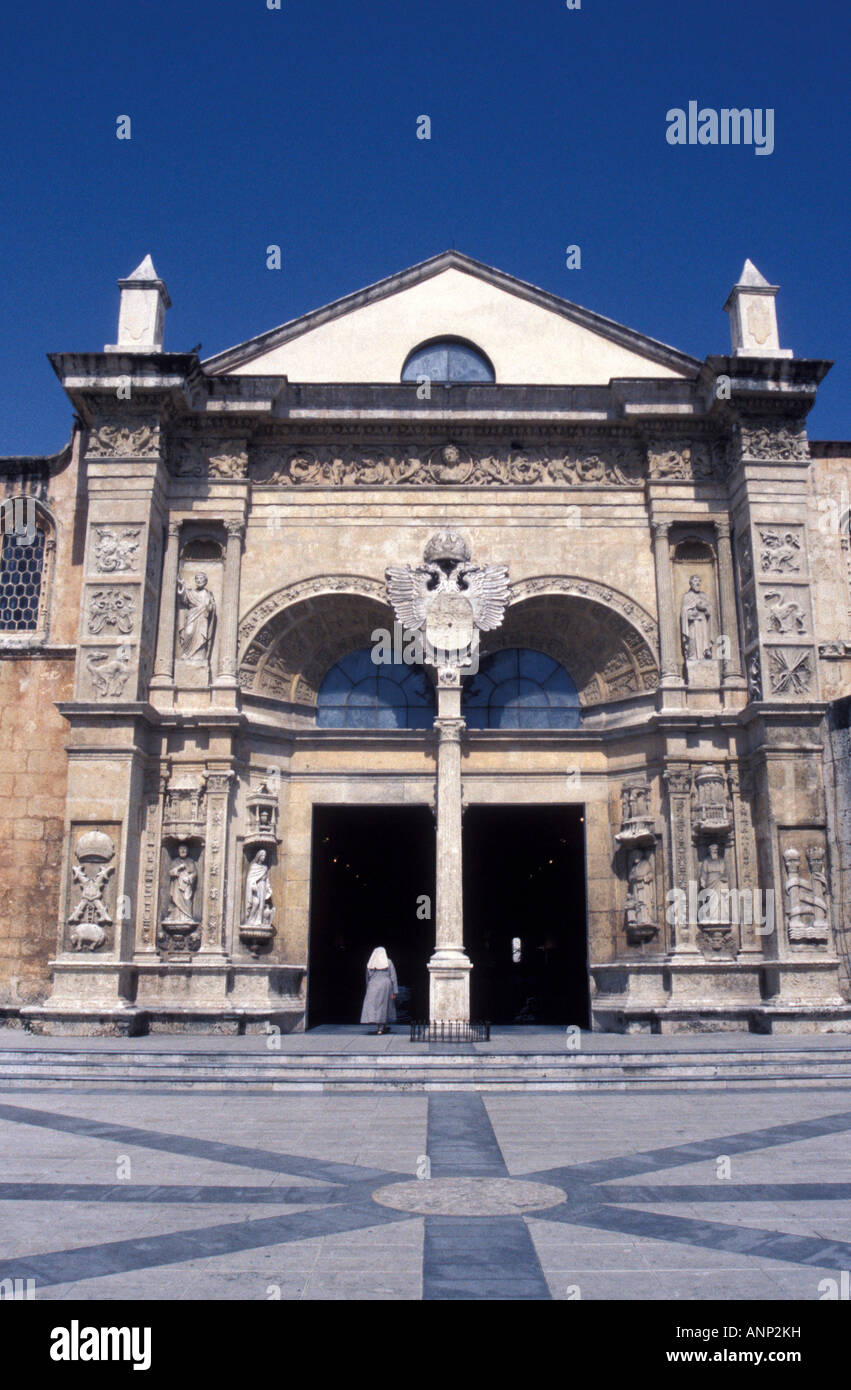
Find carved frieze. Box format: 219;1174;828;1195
250;437;647;488
737;419;809;463
87;421;160;458
646;436;729;481
172;440;248;479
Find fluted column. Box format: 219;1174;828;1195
150;521;181;688
651;521;681;686
214;520;245;689
715;518;745;686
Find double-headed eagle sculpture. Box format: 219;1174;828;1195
385;530;509;672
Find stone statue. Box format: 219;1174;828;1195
243;849;273;928
783;846;830;937
163;844;198;924
177;571;216;666
625;849;654;928
680;575;713;660
698;843;729;924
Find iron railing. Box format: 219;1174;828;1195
409;1020;491;1042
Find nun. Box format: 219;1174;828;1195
360;946;397;1035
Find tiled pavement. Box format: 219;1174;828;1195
1;1080;850;1299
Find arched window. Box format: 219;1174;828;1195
463;648;581;729
401;338;495;384
317;647;436;729
0;500;51;635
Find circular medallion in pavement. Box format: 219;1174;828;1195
371;1176;566;1217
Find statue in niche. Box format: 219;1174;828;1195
625;849;654;928
680;575;713;660
698;843;730;924
177;571;216;666
243;849;273;928
163;844;198;924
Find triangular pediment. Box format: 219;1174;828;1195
203;251;699;384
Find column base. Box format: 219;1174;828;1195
428;948;472;1024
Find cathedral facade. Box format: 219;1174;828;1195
1;250;849;1034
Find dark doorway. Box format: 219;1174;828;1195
463;805;589;1025
307;806;434;1026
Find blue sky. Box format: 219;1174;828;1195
2;0;848;453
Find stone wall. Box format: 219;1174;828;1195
825;695;851;997
0;656;73;1004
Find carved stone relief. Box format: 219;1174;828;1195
83;644;132;698
87;421;160;458
646;436;729;481
87;588;136;635
172;440;249;479
737;419;809;463
763;589;808;635
780;836;831;947
66;828;118;951
759;528;803;574
767;647;813;696
92;527;141;573
250;437;647;488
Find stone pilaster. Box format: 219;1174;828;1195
150;521;181;691
651;521;682;689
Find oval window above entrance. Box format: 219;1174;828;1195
463;648;580;729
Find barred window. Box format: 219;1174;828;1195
0;525;46;631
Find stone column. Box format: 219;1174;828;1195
150;521;181;689
715;518;745;686
428;674;472;1022
214;520;245;693
651;521;681;687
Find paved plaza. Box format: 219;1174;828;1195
1;1044;850;1300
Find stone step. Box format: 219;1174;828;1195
2;1046;851;1090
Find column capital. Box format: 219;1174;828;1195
167;519;182;540
651;519;672;540
434;716;466;742
225;519;245;542
715;516;731;540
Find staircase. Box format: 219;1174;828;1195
2;1041;851;1091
